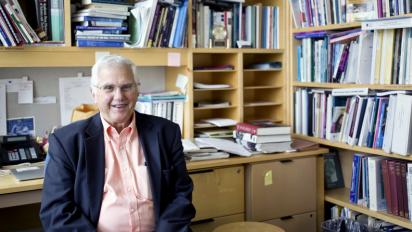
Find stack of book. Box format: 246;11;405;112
182;139;230;161
128;0;188;48
233;120;292;153
72;0;132;47
0;0;44;47
135;91;185;132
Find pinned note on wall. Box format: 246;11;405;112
168;52;180;67
95;52;110;62
264;170;273;186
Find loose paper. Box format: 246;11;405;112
264;171;273;186
34;96;57;104
59;77;93;126
168;52;180;67
176;74;188;94
0;83;6;135
17;80;33;104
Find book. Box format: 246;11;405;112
362;16;412;30
368;156;386;211
233;130;292;143
76;39;124;47
381;159;393;214
391;94;412;156
236;121;291;135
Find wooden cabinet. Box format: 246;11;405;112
245;156;317;231
189;166;244;231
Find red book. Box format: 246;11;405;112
395;161;404;217
400;162;409;219
235;121;291;135
381;160;392;214
388;160;399;216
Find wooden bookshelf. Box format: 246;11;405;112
325;188;412;229
292;22;361;33
293;82;412;90
290;10;412;230
293;134;412;161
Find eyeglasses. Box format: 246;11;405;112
94;83;137;94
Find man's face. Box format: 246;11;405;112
92;64;138;131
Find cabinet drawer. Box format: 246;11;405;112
190;166;244;221
264;211;316;232
191;213;244;232
246;157;316;221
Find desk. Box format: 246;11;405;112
0;148;328;231
0;174;42;208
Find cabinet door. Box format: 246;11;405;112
190;166;244;221
264;212;316;232
246;157;316;221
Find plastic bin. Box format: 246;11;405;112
321;218;369;232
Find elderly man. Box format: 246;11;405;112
40;55;195;231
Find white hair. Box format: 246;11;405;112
90;55;139;94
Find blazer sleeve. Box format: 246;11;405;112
156;124;196;232
39;133;95;232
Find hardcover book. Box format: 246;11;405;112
236;120;291;135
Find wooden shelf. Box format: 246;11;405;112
325;188;412;229
191;48;284;54
193;69;236;73
293;134;412;161
0;47;189;67
244;68;282;72
292;22;361;33
194;88;236;91
193;105;237;110
293;82;412;90
244;85;283;90
244;102;281;107
186;148;328;170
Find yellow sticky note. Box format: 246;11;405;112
264;170;272;186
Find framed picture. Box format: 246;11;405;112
324;151;344;190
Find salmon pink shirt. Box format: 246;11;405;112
97;114;155;232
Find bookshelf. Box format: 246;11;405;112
0;0;328;231
289;3;412;229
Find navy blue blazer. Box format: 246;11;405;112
40;112;195;231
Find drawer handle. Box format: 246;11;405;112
280;159;293;163
280;215;293;220
189;169;214;174
191;218;215;225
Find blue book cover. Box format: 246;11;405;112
76;39;124;47
172;0;188;48
349;154;361;203
375;98;389;148
75;26;127;31
73;16;124;22
366;97;379;148
297;45;302;81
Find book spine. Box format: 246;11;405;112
401;162;409;219
76;39;124;47
381;159;392;214
236;122;258;134
396;161;405;217
389;160;399;216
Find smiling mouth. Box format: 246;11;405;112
111;103;128;109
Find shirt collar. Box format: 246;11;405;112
100;112;136;141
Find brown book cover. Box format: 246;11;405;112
395;161;404;217
400;162;409;219
381;159;392;214
388;160;399;216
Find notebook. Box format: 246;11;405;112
10;165;45;181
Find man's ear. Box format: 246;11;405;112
90;88;98;103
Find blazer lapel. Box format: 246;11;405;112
84;114;105;223
135;112;162;219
